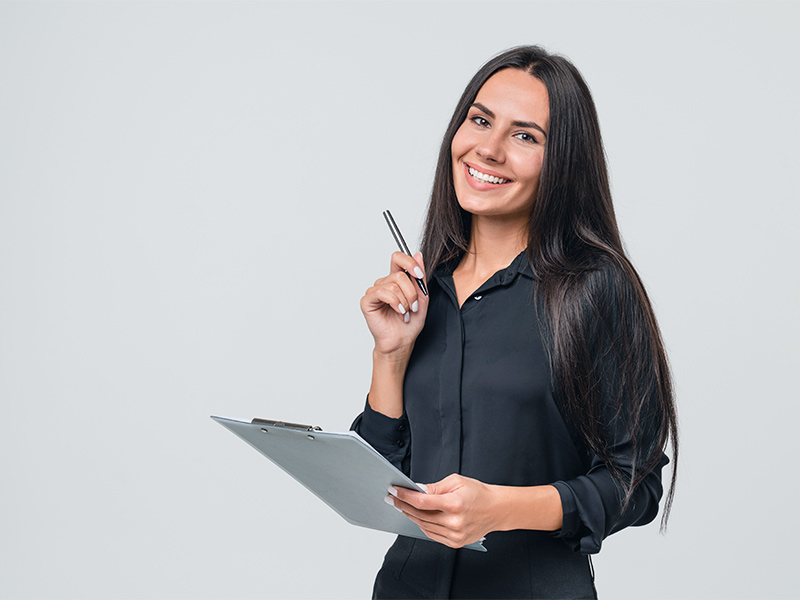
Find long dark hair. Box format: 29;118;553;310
420;45;678;527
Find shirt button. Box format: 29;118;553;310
473;295;482;301
396;440;405;448
397;424;405;432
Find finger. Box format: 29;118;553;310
402;514;465;549
410;252;429;298
392;487;448;513
387;251;427;306
389;496;443;528
368;272;417;316
390;251;426;282
424;474;464;496
390;485;425;506
396;496;467;534
390;494;481;549
387;487;439;517
406;512;485;550
387;270;420;313
413;252;426;277
404;513;454;540
363;285;411;318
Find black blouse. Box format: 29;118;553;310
352;251;666;599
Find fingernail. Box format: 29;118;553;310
414;267;424;279
417;483;428;492
384;495;395;506
388;486;398;497
398;304;406;315
411;300;419;313
404;312;410;323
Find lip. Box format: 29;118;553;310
462;162;514;191
464;162;511;180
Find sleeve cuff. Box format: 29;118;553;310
552;480;604;553
351;396;410;468
552;481;581;541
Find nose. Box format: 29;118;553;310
476;130;505;163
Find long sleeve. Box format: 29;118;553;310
552;447;667;554
350;397;411;474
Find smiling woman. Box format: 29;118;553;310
353;45;678;600
451;69;548;226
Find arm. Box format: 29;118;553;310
550;260;672;552
351;252;428;467
552;453;667;553
389;476;564;549
360;251;428;416
389;452;665;552
367;348;412;419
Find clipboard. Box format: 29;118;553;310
211;416;486;552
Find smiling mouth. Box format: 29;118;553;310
467;165;510;185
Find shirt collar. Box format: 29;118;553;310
432;250;534;289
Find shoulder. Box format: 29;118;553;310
582;254;637;295
553;253;637;307
553;254;656;349
581;254;649;310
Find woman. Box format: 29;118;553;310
353;45;678;599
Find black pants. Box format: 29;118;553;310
372;534;597;600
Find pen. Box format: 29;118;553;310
382;210;428;297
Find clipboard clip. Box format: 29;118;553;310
251;418;322;432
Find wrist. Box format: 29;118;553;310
491;484;563;533
489;484;517;533
485;484;512;534
368;349;410;419
372;346;413;370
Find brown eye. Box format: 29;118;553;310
514;132;538;144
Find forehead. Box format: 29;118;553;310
475;68;550;127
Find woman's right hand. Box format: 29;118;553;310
360;251;429;359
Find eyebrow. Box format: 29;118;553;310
470;102;547;138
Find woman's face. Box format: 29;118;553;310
451;68;549;223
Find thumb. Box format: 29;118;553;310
420;473;462;495
413;252;426;277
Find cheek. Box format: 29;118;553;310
450;125;470;160
518;156;544;188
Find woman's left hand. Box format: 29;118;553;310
387;474;500;548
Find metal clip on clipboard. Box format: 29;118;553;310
251;418;322;432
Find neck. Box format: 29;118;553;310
458;214;528;278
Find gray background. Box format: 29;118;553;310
1;1;797;598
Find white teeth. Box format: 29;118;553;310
468;166;508;184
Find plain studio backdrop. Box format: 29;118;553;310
1;1;797;598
